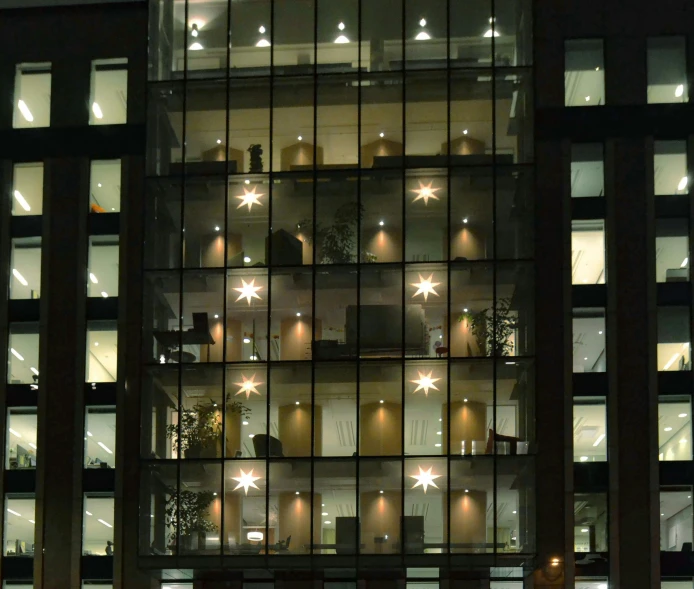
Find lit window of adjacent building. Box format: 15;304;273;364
89;160;122;213
89;59;128;125
660;488;692;551
83;495;114;555
4;495;35;556
7;323;39;386
86;321;118;383
574;494;608;552
656;218;689;283
574;399;607;462
88;236;119;298
10;237;41;299
6;409;37;470
11;163;43;216
657;307;691;371
85;408;115;468
659;398;692;461
571;143;604;197
571;219;606;284
573;308;606;373
648;37;688;104
654;140;688;196
13;63;51;128
565;39;604;107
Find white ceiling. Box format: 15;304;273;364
571;160;604;198
6;412;37;468
90;160;122;212
12;163;43;216
648;83;688;104
86;327;118;383
659;401;691;459
656;232;689;283
572;221;605;285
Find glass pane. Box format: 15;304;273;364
573;308;606;373
565;40;604;107
86;321;118;383
83;496;114;555
655;140;688;196
184;3;229;75
361;170;403;263
229;0;271;73
229;78;270;175
405;360;446;456
496;70;533;164
90;160;121;213
360;362;402;456
658;307;691;371
4;496;35;556
90;59;128;125
227;268;268;362
12;163;43;216
10;237;41;300
273;78;314;173
572;219;606;285
361;0;402;71
140;462;176;554
574;399;607;462
85;408;116;468
6;409;37;470
659;399;692;461
406;173;448;262
8;323;39;386
268;364;312;457
268;459;312;554
450;168;493;261
448;457;492;553
450;0;492;67
223;459;267;553
88;236;119;298
574;493;607;552
359;266;403;357
404;0;447;70
404;457;446;552
648;37;688;104
315;362;357;455
405;72;447;157
313;460;357;555
13;63;51;128
273;0;315;73
314;267;357;361
656;218;689;283
571;144;604;198
495;0;532;67
225;364;266;458
660;489;693;551
358;458;402;554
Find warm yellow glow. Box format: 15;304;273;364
234;374;263;399
233;278;263;305
411;181;442;205
410;370;441;396
232;468;262;495
411;273;440;301
410;466;441;493
235;186;265;211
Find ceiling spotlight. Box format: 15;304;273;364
295;491;300;495
259;25;266;34
215;226;220;231
379;490;384;494
599;330;603;335
585;96;591;102
101;291;109;298
379;399;384;404
191;23;200;37
256;25;271;47
298;135;303;141
665;427;673;432
415;18;431;40
679;413;688;418
296;312;301;317
580;455;588;462
334;22;349;44
584;357;588;361
463;217;468;224
216;139;222;145
295;401;300;405
512;510;517;514
379;220;385;226
242;420;249;425
483;17;500;37
214;314;219;319
322;512;328;516
245;179;250;184
97;183;102;188
435;442;442;447
581;528;589;533
94;342;99;347
244;256;251;263
463;129;468;135
243;337;251;344
324;520;332;525
463;308;469;313
379;132;384;138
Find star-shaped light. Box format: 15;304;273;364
234;374;262;399
410;466;441;494
411;273;440;301
232;468;262;495
235;187;264;212
411;181;441;205
410;370;441;396
233;278;263;305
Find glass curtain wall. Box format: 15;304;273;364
141;0;534;560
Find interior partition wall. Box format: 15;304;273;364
140;0;534;575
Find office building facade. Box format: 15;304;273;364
0;0;691;589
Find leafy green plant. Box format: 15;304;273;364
298;202;364;264
457;297;516;356
247;144;264;173
165;489;218;548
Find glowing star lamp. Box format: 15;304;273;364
233;278;263;305
411;181;441;205
410;466;441;493
411;273;441;301
232;468;262;495
235;187;264;211
334;22;349;43
234;374;263;399
415;18;431;40
410;370;441;396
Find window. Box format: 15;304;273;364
573;308;606;373
565;40;604;107
660;488;692;551
7;323;39;386
571;144;604;197
88;236;119;298
656;218;689;283
86;321;118;383
572;219;606;284
574;399;607;462
83;495;114;555
90;59;128;125
10;237;41;299
90;160;122;213
6;409;37;470
657;307;691;371
13;63;51;128
4;496;35;556
648;37;688;104
655;140;688;196
11;163;43;216
85;408;116;468
659;399;691;461
574;493;607;552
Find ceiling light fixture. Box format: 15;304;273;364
678;176;688;192
334;22;349;44
676;84;685;98
92;102;103;120
12;269;28;286
665;427;673;432
664;352;681;370
298;135;303;141
242;420;249;425
463;129;469;135
243;337;251;344
585;96;591;102
30;367;39;376
324;520;332;525
232;468;262;495
98;441;113;454
235;186;264;211
679;413;688;418
94;342;99;347
10;348;24;361
89;273;99;284
322;512;328;516
411;370;441;396
244;256;251;263
7;509;21;517
580;455;588;462
411;273;441;301
411;181;442;205
379;220;385;226
247;531;263;542
8;428;21;438
17;100;33;122
415;18;431;41
256;25;271;47
13;190;31;212
379;132;384;138
85;511;92;516
101;291;109;298
681;257;689;268
410;465;441;493
593;433;605;447
463;217;469;224
191;23;199;38
234;374;263;399
483;17;500;38
98;519;113;528
28;443;37;450
233;278;263;305
296;312;301;317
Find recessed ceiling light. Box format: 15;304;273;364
245;179;250;184
463;398;468;402
101;291;109;298
324;520;332;524
295;401;300;405
214;314;219;319
322;512;328;516
97;183;102;188
580;456;588;462
94;342;99;347
217;139;222;145
243;338;251;344
581;528;589;532
665;427;673;432
13;190;30;212
463;308;469;312
244;256;251;263
295;491;300;495
242;420;248;425
463;217;468;224
436;431;442;435
249;434;255;438
379;132;384;138
298;135;303;141
584;357;588;361
215;226;220;231
463;129;468;135
512;510;517;514
379;220;385;226
585;96;591;102
679;413;688;418
679;176;689;191
434;443;442;447
598;330;603;335
296;312;301;317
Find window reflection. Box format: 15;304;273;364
659;399;692;461
656;219;689;283
10;237;41;300
648;37;688;104
85;408;116;468
571;144;604;198
6;409;37;470
660;489;692;551
573;399;607;462
573;308;606;373
657;307;691;371
4;496;35;556
565;40;604;107
13;63;51;128
571;220;606;285
574;493;607;552
12;163;43;216
88;236;119;298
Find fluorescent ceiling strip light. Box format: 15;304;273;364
17;100;33;122
30;367;39;376
92;102;103;119
89;273;99;284
12;269;28;286
592;433;605;447
664;352;681;370
98;519;113;528
13;190;31;212
28;443;37;450
10;348;24;361
6;509;21;517
98;441;113;454
8;428;21;438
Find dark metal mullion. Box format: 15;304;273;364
445;0;452;561
356;0;362;560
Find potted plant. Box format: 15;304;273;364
298;202;364;264
457;297;516;356
165;489;218;553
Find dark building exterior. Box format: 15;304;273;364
0;1;692;589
